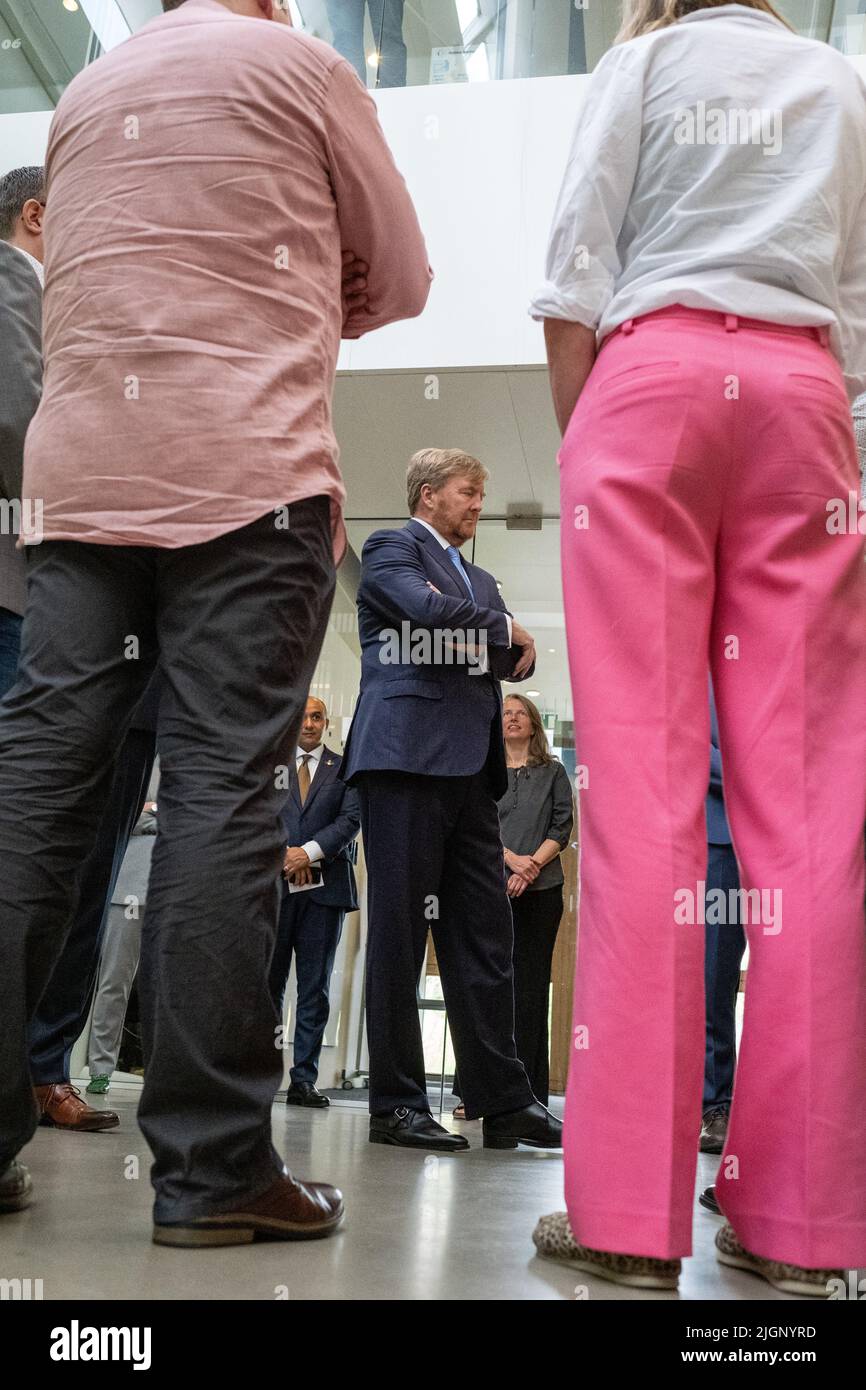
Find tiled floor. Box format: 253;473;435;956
0;1086;821;1301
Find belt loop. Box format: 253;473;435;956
621;319;635;336
725;315;738;333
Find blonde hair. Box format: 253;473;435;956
616;0;793;43
406;448;488;515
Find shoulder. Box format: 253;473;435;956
361;526;420;560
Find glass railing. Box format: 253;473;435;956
0;0;864;113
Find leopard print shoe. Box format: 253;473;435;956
532;1212;681;1290
715;1223;842;1298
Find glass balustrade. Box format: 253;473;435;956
0;0;863;113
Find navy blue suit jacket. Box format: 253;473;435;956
280;748;360;911
341;519;534;799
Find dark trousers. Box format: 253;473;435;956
28;727;156;1084
267;888;344;1086
0;498;334;1220
704;841;747;1110
512;884;562;1106
454;884;562;1107
0;606;22;699
357;769;534;1120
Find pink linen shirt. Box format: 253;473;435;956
22;0;432;561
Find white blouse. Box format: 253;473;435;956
529;5;866;399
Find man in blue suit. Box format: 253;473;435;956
269;696;360;1108
342;447;563;1153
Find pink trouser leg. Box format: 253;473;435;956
710;338;866;1269
559;312;866;1266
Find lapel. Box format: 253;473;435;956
406;520;474;601
300;748;338;815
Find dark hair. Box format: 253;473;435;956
0;166;45;241
161;1;187;10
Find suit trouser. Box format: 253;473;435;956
87;904;144;1078
268;889;344;1085
703;842;746;1111
559;307;866;1267
357;769;534;1119
0;497;334;1220
27;727;155;1084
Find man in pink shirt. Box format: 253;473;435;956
0;0;431;1246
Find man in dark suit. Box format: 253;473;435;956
269;695;360;1107
342;447;563;1153
0;166;43;694
0;167;158;1147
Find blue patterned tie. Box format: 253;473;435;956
445;545;475;600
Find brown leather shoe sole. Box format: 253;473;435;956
153;1204;344;1247
39;1110;120;1132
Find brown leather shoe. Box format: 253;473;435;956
152;1171;345;1248
699;1105;729;1154
0;1160;33;1213
35;1082;120;1132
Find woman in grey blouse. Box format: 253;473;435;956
496;695;574;1104
453;694;573;1117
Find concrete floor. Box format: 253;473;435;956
0;1086;816;1301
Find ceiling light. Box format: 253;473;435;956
63;0;80;10
367;50;379;67
526;690;541;698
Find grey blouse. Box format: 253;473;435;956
497;759;575;892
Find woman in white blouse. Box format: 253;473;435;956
530;0;866;1295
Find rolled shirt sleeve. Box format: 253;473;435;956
529;44;645;329
323;59;433;337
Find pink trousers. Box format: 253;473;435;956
559;306;866;1268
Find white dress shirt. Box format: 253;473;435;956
530;5;866;398
295;743;324;864
11;244;44;287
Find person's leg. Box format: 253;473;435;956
325;0;368;81
712;326;866;1269
367;0;407;88
28;726;156;1087
702;842;746;1113
87;905;143;1080
512;887;562;1107
267;885;297;1014
138;497;334;1223
432;771;534;1120
0;542;156;1169
289;899;343;1086
357;771;447;1114
559;313;727;1258
0;606;23;702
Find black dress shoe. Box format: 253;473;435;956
286;1082;329;1109
0;1159;33;1213
483;1100;563;1150
369;1107;469;1152
699;1184;721;1215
